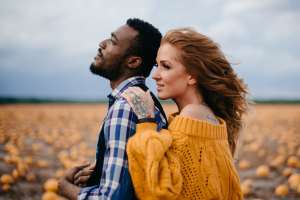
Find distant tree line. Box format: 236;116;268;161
0;97;300;104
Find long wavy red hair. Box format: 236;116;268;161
162;28;248;155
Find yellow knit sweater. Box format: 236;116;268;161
127;114;243;200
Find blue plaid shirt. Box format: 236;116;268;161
78;76;167;200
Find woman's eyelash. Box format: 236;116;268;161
162;64;170;69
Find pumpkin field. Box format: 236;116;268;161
0;104;299;200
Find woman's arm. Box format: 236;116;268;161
127;124;182;200
122;87;182;199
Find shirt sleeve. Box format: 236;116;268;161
78;99;137;200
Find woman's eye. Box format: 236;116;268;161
162;64;170;69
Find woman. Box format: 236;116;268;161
122;28;248;200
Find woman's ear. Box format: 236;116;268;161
127;56;142;69
187;75;197;85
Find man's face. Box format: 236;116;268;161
90;25;138;81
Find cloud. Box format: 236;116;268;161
204;0;300;98
0;0;299;99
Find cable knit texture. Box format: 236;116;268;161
127;114;243;200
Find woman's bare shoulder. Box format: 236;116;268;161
180;104;219;124
180;104;207;119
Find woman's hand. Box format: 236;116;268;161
122;87;155;120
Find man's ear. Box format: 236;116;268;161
127;56;142;69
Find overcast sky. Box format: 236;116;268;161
1;0;299;100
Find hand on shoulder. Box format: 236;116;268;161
121;87;155;119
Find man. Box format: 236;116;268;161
58;18;167;200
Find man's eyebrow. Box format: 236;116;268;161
111;33;119;41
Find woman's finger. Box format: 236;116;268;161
146;90;155;118
146;90;154;104
122;91;138;113
132;87;146;97
122;91;130;101
122;89;135;102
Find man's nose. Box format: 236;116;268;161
99;40;107;49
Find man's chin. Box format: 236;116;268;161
89;63;100;75
89;62;123;81
89;63;115;80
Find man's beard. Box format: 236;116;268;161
89;59;124;81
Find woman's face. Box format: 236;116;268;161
152;43;193;100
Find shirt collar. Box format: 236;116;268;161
107;76;146;102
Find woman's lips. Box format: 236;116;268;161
156;84;164;90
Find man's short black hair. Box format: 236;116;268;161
126;18;162;77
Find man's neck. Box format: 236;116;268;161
110;75;134;90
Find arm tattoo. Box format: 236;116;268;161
131;94;149;119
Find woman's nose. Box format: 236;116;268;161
152;67;160;80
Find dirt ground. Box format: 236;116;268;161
0;104;299;200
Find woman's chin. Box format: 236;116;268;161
157;93;169;100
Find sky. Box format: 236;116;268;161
0;0;299;100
